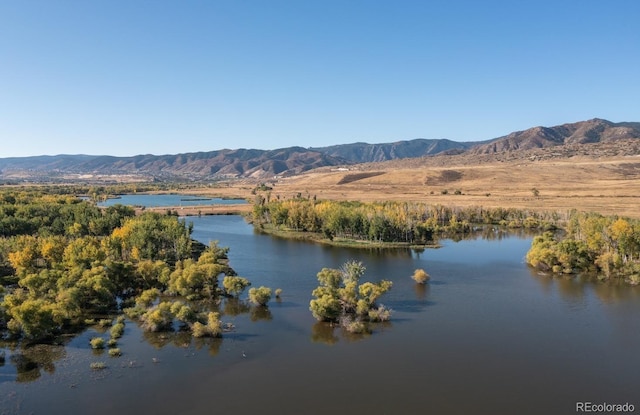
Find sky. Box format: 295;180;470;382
1;0;639;157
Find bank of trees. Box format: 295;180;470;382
526;212;640;284
253;198;560;245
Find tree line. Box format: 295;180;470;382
252;197;561;244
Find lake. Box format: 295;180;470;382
1;215;639;415
97;194;246;207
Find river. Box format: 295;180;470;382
1;215;639;415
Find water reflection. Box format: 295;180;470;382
311;322;338;345
413;282;430;301
249;306;272;322
4;344;66;383
223;298;250;316
529;269;640;304
310;320;393;345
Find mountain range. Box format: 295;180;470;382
1;118;639;181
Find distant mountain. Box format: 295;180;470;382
1;118;639;181
471;119;640;154
311;138;480;163
0;148;347;180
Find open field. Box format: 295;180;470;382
185;144;640;219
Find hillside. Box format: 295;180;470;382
471;118;640;154
311;138;480;163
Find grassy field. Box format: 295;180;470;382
184;142;640;219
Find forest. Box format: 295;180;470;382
0;188;265;345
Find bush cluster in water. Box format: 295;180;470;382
309;260;392;333
526;212;640;284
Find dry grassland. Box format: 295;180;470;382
191;148;640;219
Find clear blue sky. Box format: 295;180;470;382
1;0;638;157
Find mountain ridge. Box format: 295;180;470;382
1;118;639;181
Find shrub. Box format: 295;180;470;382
108;348;121;357
107;338;118;347
192;312;222;338
368;305;392;322
90;362;106;370
110;322;125;339
341;316;367;334
98;319;112;328
140;301;174;332
412;269;430;284
171;302;197;324
275;288;283;298
135;288;160;308
248;286;272;306
90;337;105;349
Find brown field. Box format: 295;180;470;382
187;145;640;219
139;203;252;216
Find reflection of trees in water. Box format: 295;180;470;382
188;336;222;356
250;306;272;322
529;269;640;304
8;344;66;383
446;227;540;243
311;322;338;345
223;298;250;316
340;327;371;343
311;320;392;345
413;283;430;301
142;331;174;349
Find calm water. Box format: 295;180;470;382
97;194;246;207
1;216;639;415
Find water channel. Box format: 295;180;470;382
1;213;639;415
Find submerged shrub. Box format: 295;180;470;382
90;337;105;349
98;319;112;328
90;362;107;370
341;316;367;334
368;305;392;322
108;348;121;357
140;301;174;332
192;312;222;338
110;322;125;339
411;269;430;284
248;286;272;306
